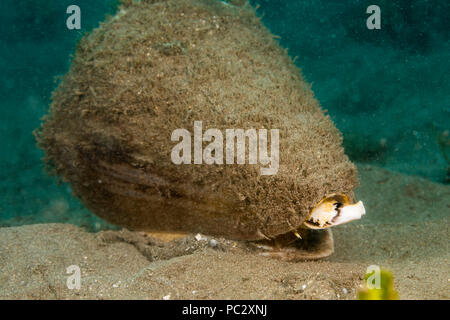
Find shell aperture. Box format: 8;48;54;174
304;194;366;229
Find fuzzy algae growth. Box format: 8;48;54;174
35;0;362;260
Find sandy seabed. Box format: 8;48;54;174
0;164;448;299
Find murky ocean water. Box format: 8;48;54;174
0;0;448;229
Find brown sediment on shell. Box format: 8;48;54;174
35;0;358;240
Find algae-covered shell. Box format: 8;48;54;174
36;0;358;242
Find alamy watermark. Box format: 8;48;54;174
66;5;81;30
366;5;381;30
171;121;279;175
66;265;81;290
365;265;381;289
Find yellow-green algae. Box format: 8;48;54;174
358;269;399;300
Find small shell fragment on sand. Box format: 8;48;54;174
195;233;207;241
